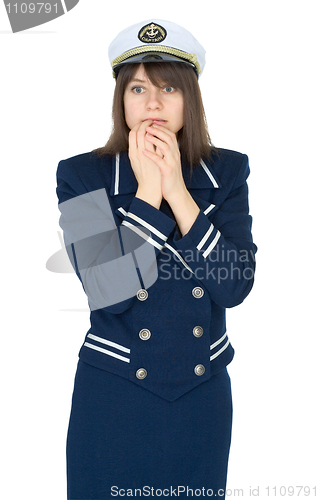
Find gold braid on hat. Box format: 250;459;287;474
112;45;201;77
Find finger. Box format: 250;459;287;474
136;120;153;152
129;122;145;151
145;130;176;159
128;129;138;152
145;133;169;156
138;119;154;135
146;124;176;143
145;129;164;158
144;135;155;153
142;148;164;164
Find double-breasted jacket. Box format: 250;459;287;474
56;148;257;401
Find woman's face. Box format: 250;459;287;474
123;64;184;134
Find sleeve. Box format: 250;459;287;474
119;196;176;257
56;158;175;314
173;154;257;308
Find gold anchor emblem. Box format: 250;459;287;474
146;24;159;38
138;22;167;44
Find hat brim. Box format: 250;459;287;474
113;52;197;77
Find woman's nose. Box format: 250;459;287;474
146;90;163;110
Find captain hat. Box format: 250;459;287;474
108;19;206;78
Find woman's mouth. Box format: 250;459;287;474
144;118;167;123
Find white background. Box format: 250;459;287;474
1;1;319;498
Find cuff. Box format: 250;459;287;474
174;210;221;259
121;197;176;252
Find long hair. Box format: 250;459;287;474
93;62;216;168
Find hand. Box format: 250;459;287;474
143;124;200;236
128;120;162;209
143;123;187;202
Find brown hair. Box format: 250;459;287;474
92;62;216;168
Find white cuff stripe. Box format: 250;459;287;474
200;160;219;188
84;342;130;363
210;331;227;351
127;212;167;242
122;221;163;251
210;339;230;361
117;206;127;216
202;230;221;258
87;333;130;353
197;224;214;251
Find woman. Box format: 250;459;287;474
57;19;257;500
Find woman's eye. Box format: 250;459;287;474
132;87;144;94
163;86;175;93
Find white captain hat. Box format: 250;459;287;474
108;19;206;78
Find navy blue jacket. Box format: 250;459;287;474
56;148;257;401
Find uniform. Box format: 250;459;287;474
56;147;257;499
57;17;257;500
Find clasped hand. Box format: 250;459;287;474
128;120;186;209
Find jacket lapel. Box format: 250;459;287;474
111;152;221;221
110;152;221;195
110;152;138;196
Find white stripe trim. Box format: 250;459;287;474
127;212;167;242
114;153;120;195
122;221;163;250
210;339;230;361
117;207;127;216
87;333;130;353
210;331;227;351
197;224;214;251
84;342;130;363
202;230;221;258
164;242;194;274
200;160;219;188
203;204;215;216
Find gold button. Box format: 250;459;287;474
192;286;204;299
194;364;205;376
193;326;203;338
139;328;151;340
137;289;148;301
136;368;147;379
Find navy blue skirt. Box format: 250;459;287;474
66;360;233;499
